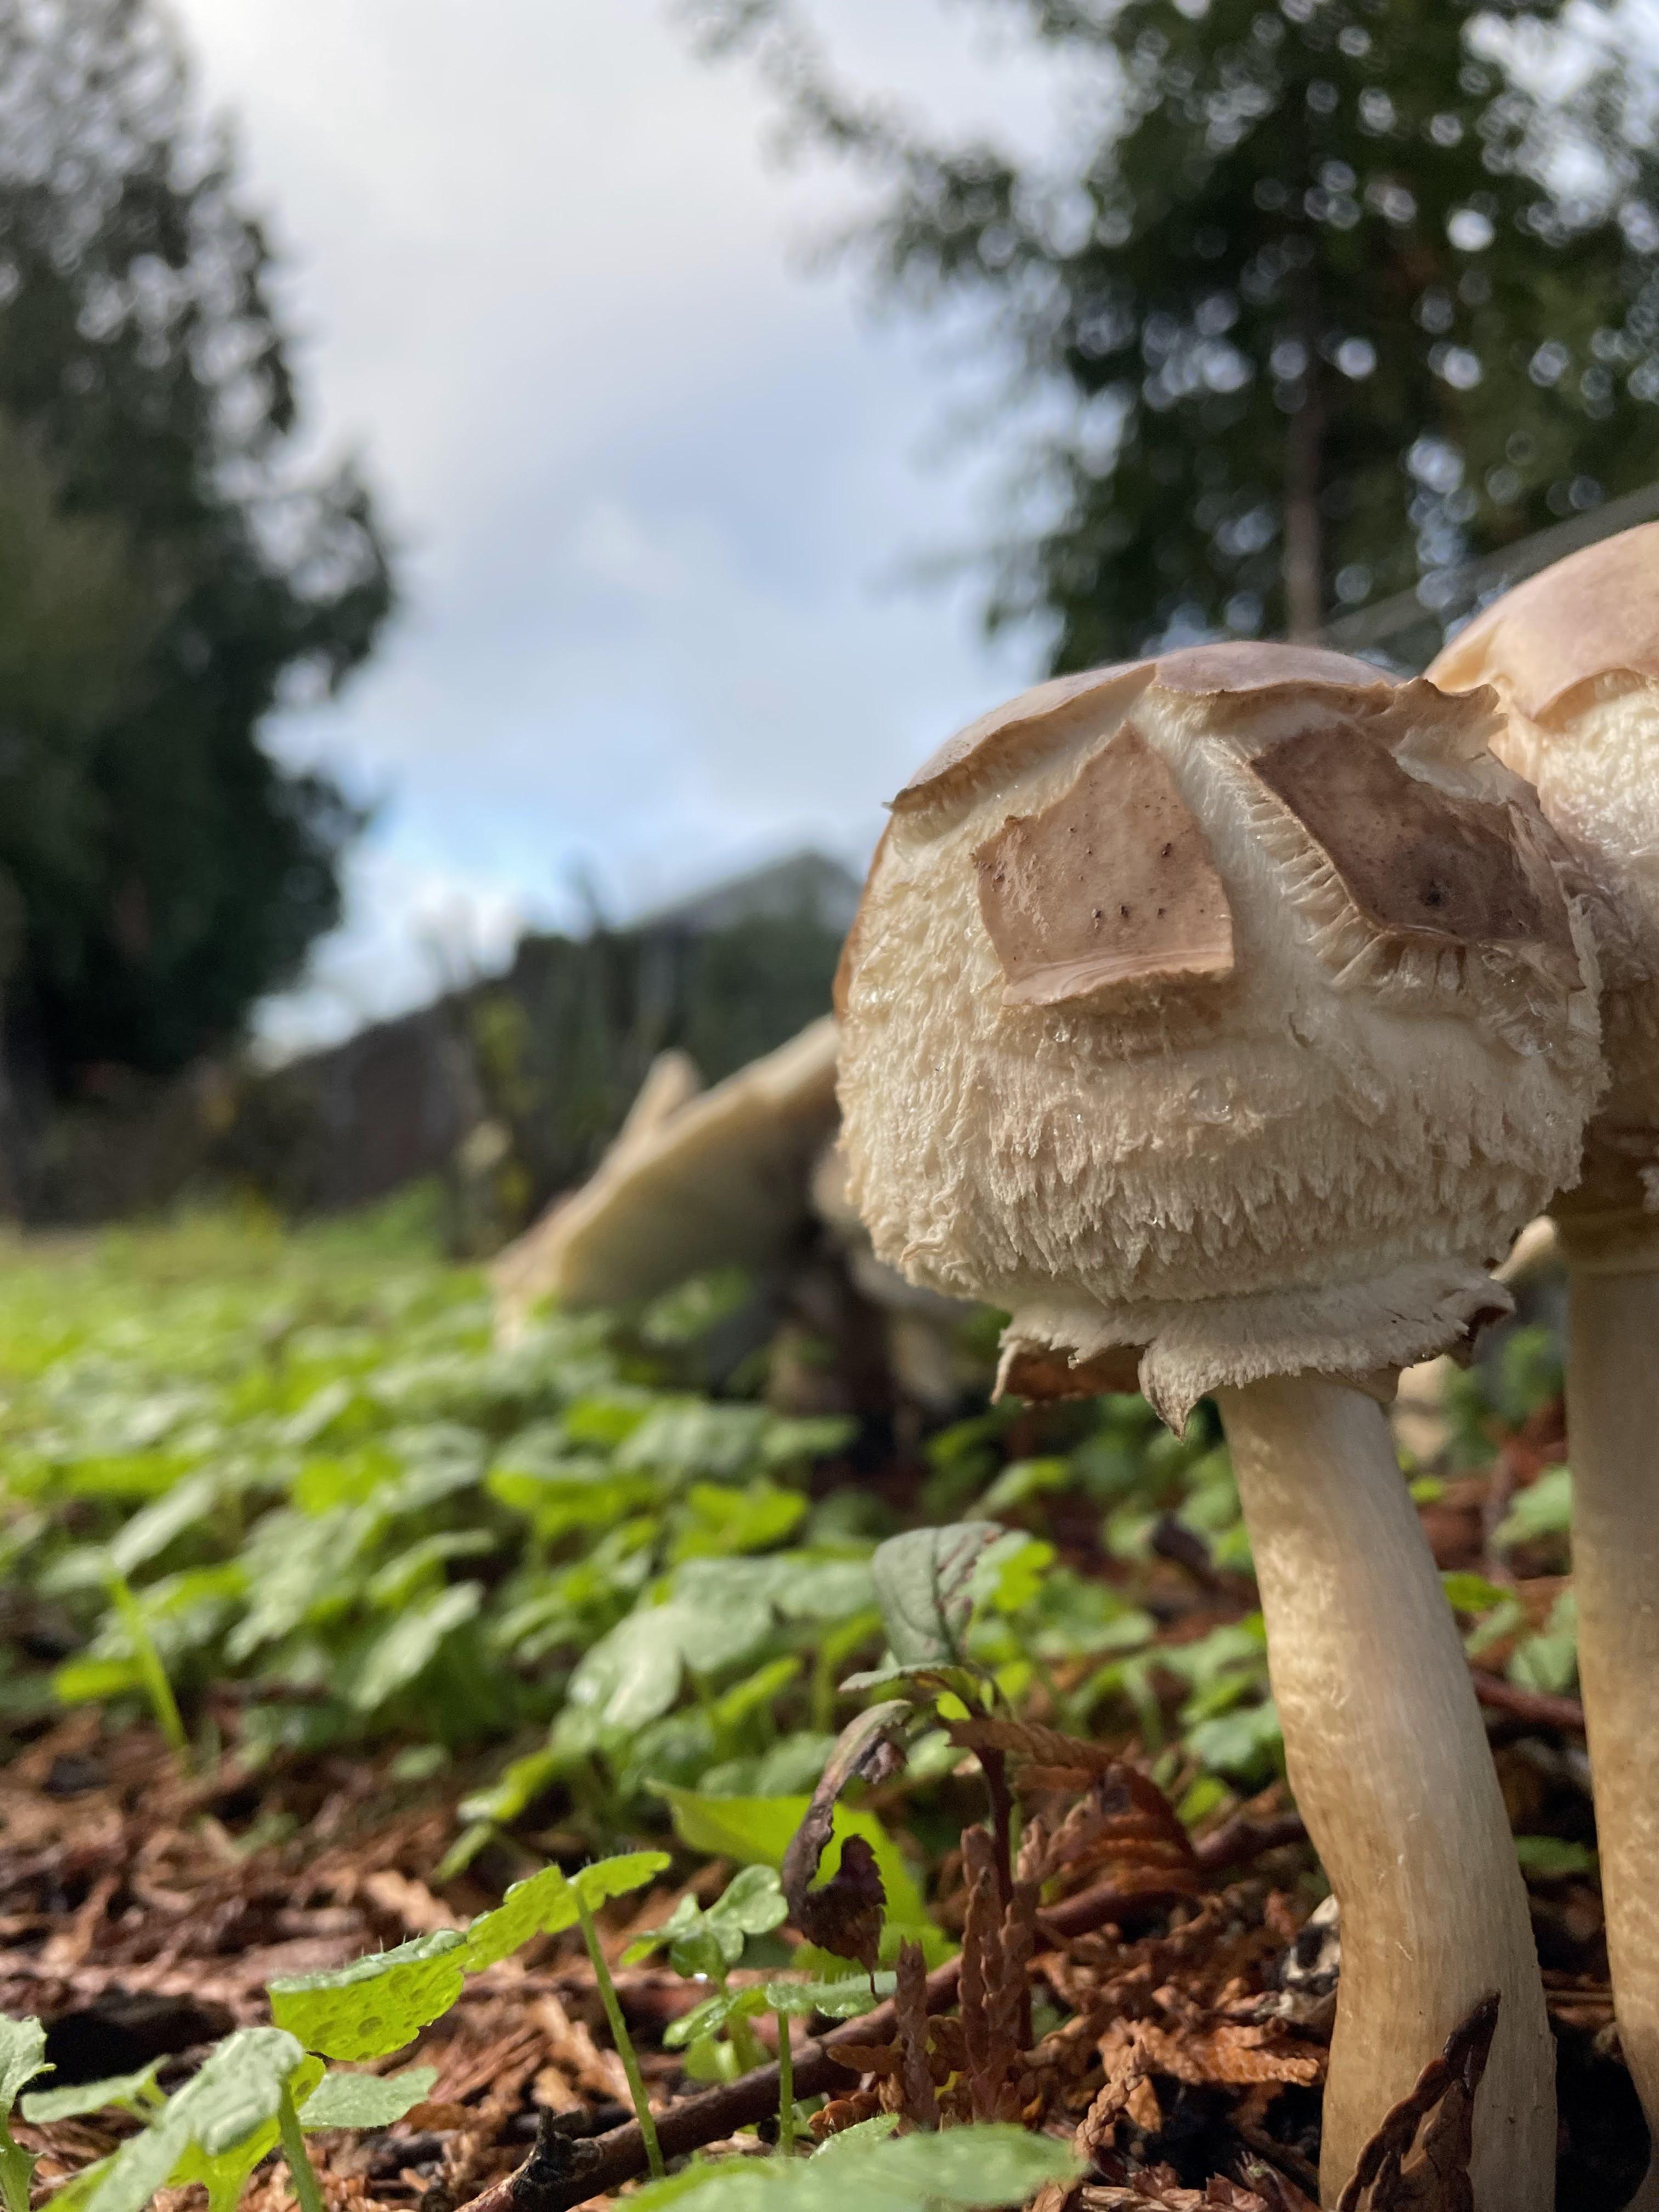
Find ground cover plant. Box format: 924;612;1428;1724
0;1205;1643;2207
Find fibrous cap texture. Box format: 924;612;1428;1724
838;643;1603;1425
1429;526;1659;1249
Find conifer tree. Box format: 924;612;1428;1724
0;0;392;1088
696;0;1659;663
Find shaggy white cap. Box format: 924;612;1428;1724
837;643;1602;1425
1431;524;1659;1255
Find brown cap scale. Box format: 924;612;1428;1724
837;641;1602;2205
1432;528;1659;2209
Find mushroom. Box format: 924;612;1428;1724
1431;524;1659;2202
835;641;1603;2205
493;1015;839;1313
492;1047;704;1333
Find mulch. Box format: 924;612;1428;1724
0;1691;1645;2212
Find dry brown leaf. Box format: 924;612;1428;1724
1334;1994;1500;2212
360;1868;461;1935
781;1702;907;1971
960;1822;1026;2114
895;1938;939;2130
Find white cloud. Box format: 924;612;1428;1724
167;0;1078;1045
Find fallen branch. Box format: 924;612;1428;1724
1471;1672;1585;1735
476;1808;1308;2212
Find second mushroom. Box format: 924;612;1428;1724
834;642;1604;2207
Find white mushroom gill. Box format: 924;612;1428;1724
837;640;1604;2207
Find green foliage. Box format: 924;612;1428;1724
21;2064;165;2127
78;2028;306;2212
0;1216;1596;2207
0;2014;48;2212
8;2034;440;2212
268;1932;469;2063
624;1864;789;1978
0;1211;1572;2003
627;2120;1078;2209
461;1852;670;1973
297;2069;438;2131
1515;1835;1596;1879
697;0;1659;658
0;1212;1273;1837
664;1976;893;2051
1492;1464;1575;1554
0;1;392;1089
1510;1589;1578;1696
658;1789;944;1965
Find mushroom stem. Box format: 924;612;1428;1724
1215;1374;1554;2209
1562;1251;1659;2209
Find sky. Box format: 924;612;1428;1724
165;0;1087;1052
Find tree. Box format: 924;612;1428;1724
0;0;392;1092
693;0;1659;663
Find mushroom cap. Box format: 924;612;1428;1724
491;1048;704;1327
1429;526;1659;1238
1430;522;1659;723
837;642;1602;1424
496;1018;840;1312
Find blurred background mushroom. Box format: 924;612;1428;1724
493;1015;978;1418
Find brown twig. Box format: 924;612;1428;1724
1471;1672;1585;1735
978;1744;1017;1913
484;1808;1310;2212
444;2108;602;2212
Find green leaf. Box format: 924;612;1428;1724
710;1656;802;1734
269;1929;468;2061
658;1788;946;1965
968;1531;1053;1616
1509;1591;1579;1696
615;1402;770;1482
825;2125;1079;2202
1184;1699;1283;1785
21;2061;163;2124
625;1892;732;1980
763;1973;894;2019
870;1524;1006;1666
662;1984;768;2049
300;2066;439;2129
566;1607;687;1730
626;2120;1077;2208
978;1457;1072;1514
458;1743;565;1827
713;1863;791;1938
568;1587;776;1729
672;1481;806;1561
1515;1836;1596;1878
1441;1571;1515;1616
367;1532;495;1609
0;2017;48;2119
347;1582;484;1711
622;1868;784;1978
759;1416;859;1469
461;1852;669;1972
170;2057;324;2212
83;2029;307;2212
1491;1464;1574;1551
